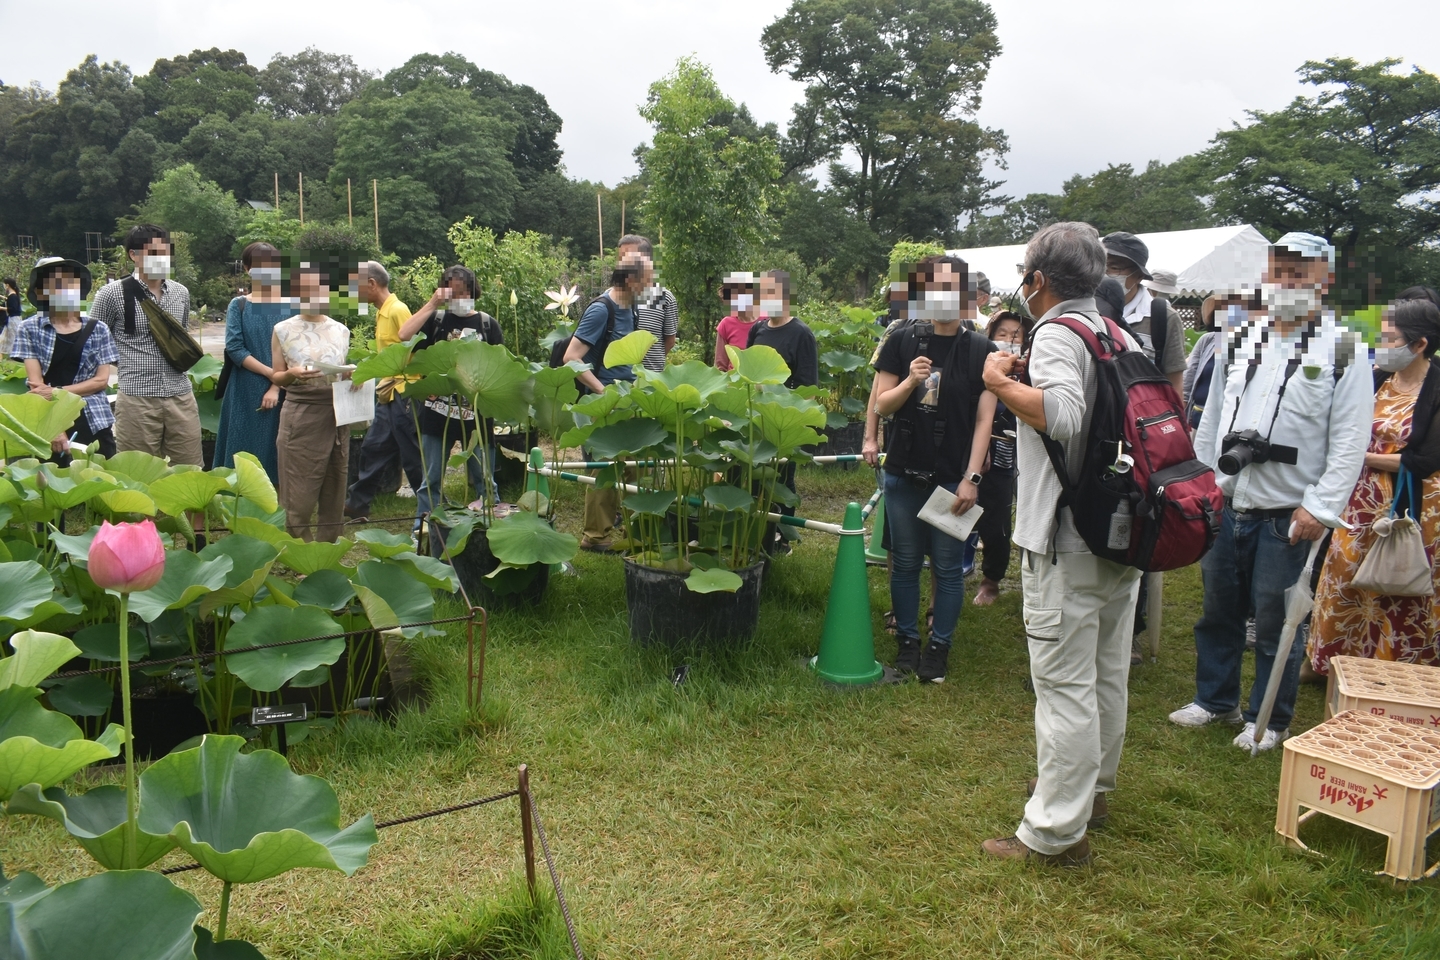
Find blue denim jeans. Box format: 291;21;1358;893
415;430;496;530
883;471;967;645
1193;505;1310;730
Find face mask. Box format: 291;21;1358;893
992;339;1021;355
347;282;361;298
299;296;326;315
730;293;754;312
141;255;172;280
1223;304;1246;328
1376;344;1419;373
250;266;281;286
1107;272;1131;297
47;287;83;312
1261;282;1322;322
912;289;963;322
760;298;784;316
448;298;475;316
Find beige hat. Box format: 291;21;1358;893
1141;268;1179;296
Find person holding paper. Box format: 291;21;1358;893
872;254;996;683
269;265;352;543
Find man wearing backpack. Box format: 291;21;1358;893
1169;233;1371;753
978;222;1146;867
563;251;646;551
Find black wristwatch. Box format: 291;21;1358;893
966;472;983;486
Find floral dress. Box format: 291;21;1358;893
1309;378;1440;671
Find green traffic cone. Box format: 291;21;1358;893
864;494;888;564
812;501;883;685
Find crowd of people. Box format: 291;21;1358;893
6;217;1440;868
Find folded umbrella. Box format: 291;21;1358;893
1250;536;1325;748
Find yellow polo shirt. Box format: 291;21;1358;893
374;293;413;400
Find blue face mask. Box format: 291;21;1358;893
1223;304;1246;328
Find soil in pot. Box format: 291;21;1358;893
428;516;550;606
624;559;764;646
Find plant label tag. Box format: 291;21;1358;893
251;704;308;726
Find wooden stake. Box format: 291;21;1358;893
621;197;626;237
274;172;279;213
298;172;304;226
373;179;380;249
597;192;604;262
347;179;353;228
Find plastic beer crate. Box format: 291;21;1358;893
1325;656;1440;730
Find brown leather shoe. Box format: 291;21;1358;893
579;538;619;554
981;834;1091;866
973;579;1000;606
1026;777;1109;830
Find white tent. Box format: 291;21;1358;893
949;224;1272;299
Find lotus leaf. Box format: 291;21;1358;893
0;691;124;799
623;491;677;516
531;365;581;435
354;529;412;559
351;335;422;383
354;561;436;636
193;925;267;959
43;675;113;717
230;516;298;547
231;453;279;514
727;344;791;385
0;392;86;458
278;538;352;576
1;631;81;689
819;349;869;373
753;399;827;454
292;569;356;611
224;606;345;693
485;512;579;567
585;419;668;460
93;485;157;517
825;411;848;430
197;536;282;616
352;585;400;634
646;361;730;407
685;567;744;594
139;734;378;883
148;471;233;517
603;330;657;369
228;496;288;529
6;784;176;868
703;484;753;512
0;562;57;627
717;437;779;465
386;552;460;591
516;490;550;515
259;576;299;609
70;622;147;662
449;341;532;422
100;450;173;485
0;868;203;960
36;467;119;512
128;552;234;624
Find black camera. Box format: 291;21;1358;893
1218;429;1299;476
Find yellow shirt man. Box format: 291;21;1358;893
374;293;413;402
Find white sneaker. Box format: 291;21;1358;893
1168;702;1243;727
1232;722;1289;755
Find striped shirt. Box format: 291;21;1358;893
10;312;119;432
634;287;678;372
89;274;192;397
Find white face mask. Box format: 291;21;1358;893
1107;272;1132;297
141;255;172;280
47;287;83;312
760;298;785;317
1261;282;1323;322
992;339;1021;355
912;289;963;322
1376;344;1419;373
249;266;281;286
448;298;475;316
730;293;754;312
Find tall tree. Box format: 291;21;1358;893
130;163;244;265
639;57;782;348
762;0;1007;251
133;49;259;143
257;48;374;118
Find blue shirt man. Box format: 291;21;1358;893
564;250;649;394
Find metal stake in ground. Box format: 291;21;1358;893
811;502;884;686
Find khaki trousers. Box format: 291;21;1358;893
278;400;349;542
114;392;204;466
1017;548;1141;854
582;462;634;544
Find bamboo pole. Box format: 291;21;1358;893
298;172;304;226
347;179;353;228
596;193;604;262
373;180;380;248
273;172;279;213
620;197;626;237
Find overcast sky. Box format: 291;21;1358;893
4;0;1438;204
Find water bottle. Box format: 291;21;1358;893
1107;499;1133;551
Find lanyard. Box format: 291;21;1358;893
1226;356;1302;442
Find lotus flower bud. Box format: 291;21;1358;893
88;520;166;593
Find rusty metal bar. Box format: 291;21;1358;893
518;764;537;900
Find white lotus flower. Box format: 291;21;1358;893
544;284;579;317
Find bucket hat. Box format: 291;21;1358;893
1141;268;1179;296
27;257;93;310
1101;232;1152;280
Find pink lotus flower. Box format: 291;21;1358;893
88;520;166;593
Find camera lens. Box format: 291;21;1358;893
1217;442;1254;476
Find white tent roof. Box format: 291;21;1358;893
949;224;1272;299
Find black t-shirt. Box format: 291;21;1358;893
746;318;818;389
46;327;86;388
414;310;504;439
876;327;990;483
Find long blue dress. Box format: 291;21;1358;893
212;297;290;482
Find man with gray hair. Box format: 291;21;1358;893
979;222;1144;867
344;260;421;524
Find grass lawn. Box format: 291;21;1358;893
3;464;1438;958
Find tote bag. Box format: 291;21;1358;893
1351;466;1434;597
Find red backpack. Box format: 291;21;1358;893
1028;314;1223;572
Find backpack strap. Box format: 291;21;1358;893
43;316;100;388
1150;297;1169;368
121;276;146;336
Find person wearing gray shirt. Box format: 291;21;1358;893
978;222;1143;868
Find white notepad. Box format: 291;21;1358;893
917;485;984;541
333;379;376;427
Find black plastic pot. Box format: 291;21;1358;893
121;692;210;760
346;435;402;493
494;429;536;489
624;559;764;646
814;420;865;462
428;516;550;606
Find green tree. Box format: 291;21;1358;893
257;48;374;118
1202;57;1440;305
133;49;259;143
448;219;575;360
130;163;245;267
639;57;783;349
329;80;519;260
762;0;1007;253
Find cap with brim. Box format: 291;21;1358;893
1140;268;1179;296
1274;232;1335;267
721;271;757;286
975;271;991;294
1101;232;1152;280
27;257;92;311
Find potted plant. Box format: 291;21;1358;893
352;336;579;605
803;304;881;458
558;333;827;645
